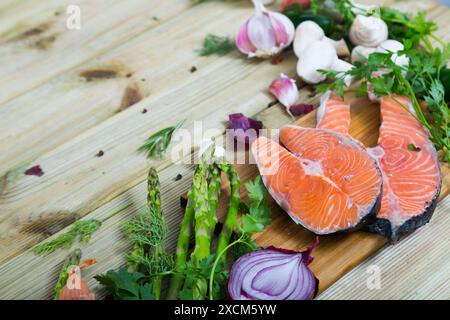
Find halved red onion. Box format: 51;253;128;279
228;238;319;300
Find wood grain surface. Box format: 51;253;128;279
0;0;448;299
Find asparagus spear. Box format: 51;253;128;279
166;190;195;300
207;164;221;239
123;167;171;299
166;145;216;300
216;162;241;262
54;248;82;300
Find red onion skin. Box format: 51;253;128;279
228;113;263;147
228;238;319;300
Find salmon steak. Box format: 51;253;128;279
365;96;441;241
251;92;382;234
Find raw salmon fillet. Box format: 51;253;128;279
366;96;441;241
316;91;352;138
251;93;382;234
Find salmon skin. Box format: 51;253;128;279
366;96;442;242
252;93;382;234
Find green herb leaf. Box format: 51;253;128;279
198;34;235;56
34;219;102;255
178;257;228;300
138;120;184;159
95;268;155;300
244;176;266;204
240;176;271;234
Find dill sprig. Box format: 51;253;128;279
198;34;235;56
33;204;132;255
123;206;167;248
122;167;173;298
138;120;184;159
34;219;102;255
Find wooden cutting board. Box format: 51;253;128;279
219;95;450;294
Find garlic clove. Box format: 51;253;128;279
269;74;299;115
349;15;388;47
236;21;258;57
247;3;277;55
270;12;295;48
236;0;294;58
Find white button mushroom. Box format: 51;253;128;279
378;40;409;68
297;40;354;86
360;40;409;102
351;39;409;68
294;21;350;58
349;15;388;47
351;45;377;63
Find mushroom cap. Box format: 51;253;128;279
378;40;409;68
297;40;337;84
349;15;388;47
351;45;377;63
378;39;404;52
294;21;325;58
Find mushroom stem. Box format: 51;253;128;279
323;38;350;57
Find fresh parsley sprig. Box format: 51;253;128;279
318;46;450;162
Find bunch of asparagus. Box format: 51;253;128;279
167;145;241;300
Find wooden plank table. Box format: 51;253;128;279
0;0;449;299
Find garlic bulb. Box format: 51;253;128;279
269;74;299;116
236;0;295;58
349;15;388;47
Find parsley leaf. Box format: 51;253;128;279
318;46;450;162
178;257;228;300
95;268;155;300
239;176;271;235
245;176;266;204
